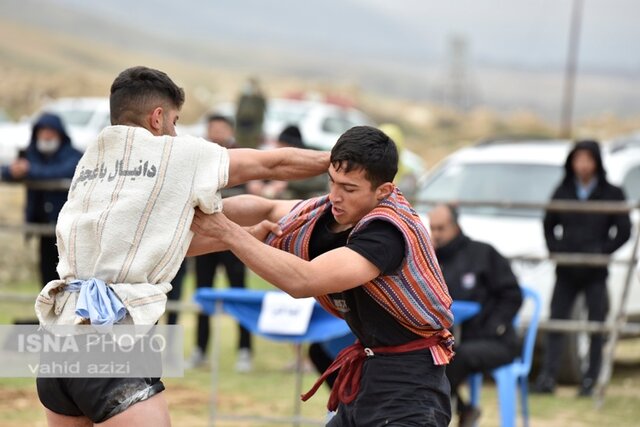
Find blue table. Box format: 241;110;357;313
195;288;352;343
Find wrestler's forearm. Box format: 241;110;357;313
271;148;330;180
223;195;298;226
223;195;277;226
222;223;315;298
188;218;284;257
187;233;229;257
227;148;329;188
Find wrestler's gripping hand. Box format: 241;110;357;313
192;208;282;243
246;218;283;242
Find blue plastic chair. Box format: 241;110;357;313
468;286;542;427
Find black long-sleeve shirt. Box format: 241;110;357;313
435;233;522;345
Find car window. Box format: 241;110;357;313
417;163;563;217
623;166;640;202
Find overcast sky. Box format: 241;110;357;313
357;0;639;70
55;0;640;72
3;0;638;118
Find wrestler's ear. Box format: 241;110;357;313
375;182;394;201
148;107;164;136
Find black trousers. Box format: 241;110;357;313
166;261;187;326
541;276;609;382
195;251;252;353
445;338;517;412
328;350;451;426
39;236;59;287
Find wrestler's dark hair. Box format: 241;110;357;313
110;66;185;125
330;125;398;188
206;113;235;129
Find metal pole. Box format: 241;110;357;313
23;179;72;191
594;228;640;408
560;0;584;138
293;343;303;427
0;179;72;191
412;198;636;214
209;299;224;427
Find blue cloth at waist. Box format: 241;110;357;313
65;279;127;326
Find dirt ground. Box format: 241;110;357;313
0;330;639;427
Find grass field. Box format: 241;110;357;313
1;268;640;427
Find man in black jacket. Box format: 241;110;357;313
534;140;631;397
429;204;522;427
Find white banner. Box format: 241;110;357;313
258;292;315;335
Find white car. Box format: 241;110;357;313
190;97;375;150
416;137;640;382
0;97;110;165
261;98;374;151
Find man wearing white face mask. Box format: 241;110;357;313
1;112;82;287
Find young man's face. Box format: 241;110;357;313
328;162;390;229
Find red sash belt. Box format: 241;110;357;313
301;336;441;411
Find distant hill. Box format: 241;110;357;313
0;0;639;122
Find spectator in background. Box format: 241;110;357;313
1;113;82;287
429;204;522;427
248;125;328;200
379;123;420;199
534;140;631;397
189;114;253;372
235;77;266;149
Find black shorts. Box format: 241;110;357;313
327;349;451;427
36;376;165;423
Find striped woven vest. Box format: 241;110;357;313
265;187;455;364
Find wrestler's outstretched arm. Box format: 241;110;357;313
191;211;381;297
226;148;329;188
221;195;299;226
